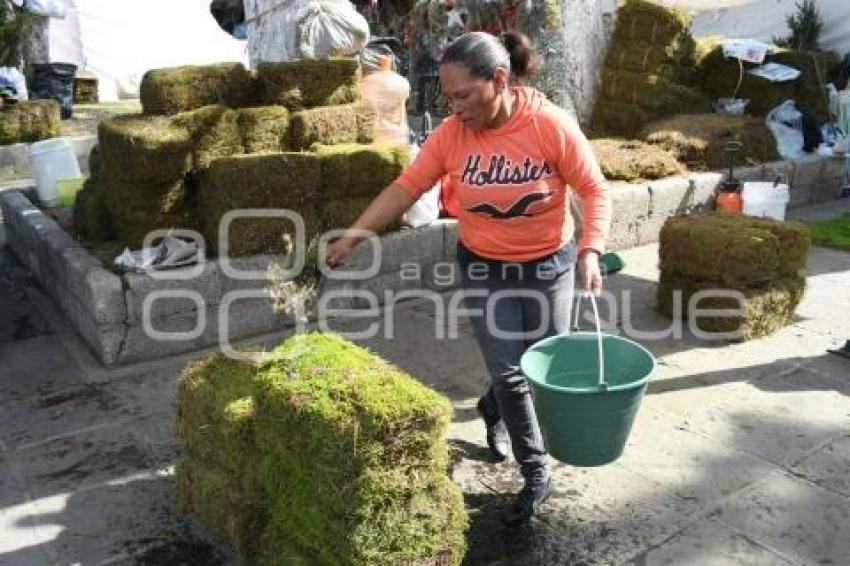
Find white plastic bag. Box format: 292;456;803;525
402;144;440;228
21;0;68;19
0;67;27;100
297;0;369;59
766;100;805;160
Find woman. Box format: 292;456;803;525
326;31;611;525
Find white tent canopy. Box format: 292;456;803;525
653;0;850;56
47;0;249;102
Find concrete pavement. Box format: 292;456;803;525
0;214;849;565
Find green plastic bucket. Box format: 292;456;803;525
520;294;657;466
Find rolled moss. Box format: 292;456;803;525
238;106;290;154
140;62;256;116
97;114;191;183
657;271;806;341
590;138;685;181
256;58;361;110
200;152;323;256
0;100;60;145
289;102;376;150
658;214;811;288
172;105;243;171
640;113;780;170
174;333;468;565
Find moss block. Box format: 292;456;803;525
0;100;61;145
658;214;811;288
289;102;376;150
176;353;257;473
173;105;243;171
604;33;697;84
641;113;780;170
72;178;114;242
656;271;805;341
696;45;838;119
599;69;711;114
590;138;684;181
312;143;409;197
140;63;256;116
98;114;191;184
256;58;361;110
613;0;692;46
238;106;290;154
590;99;653;138
176;456;268;560
251;332;467;565
201;152;323;256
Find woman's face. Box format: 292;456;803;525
439;62;507;131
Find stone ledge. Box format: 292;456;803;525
1;152;845;366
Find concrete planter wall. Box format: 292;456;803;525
1;154;846;366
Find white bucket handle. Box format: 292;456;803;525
571;291;607;390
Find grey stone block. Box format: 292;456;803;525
339;223;445;276
49;288;125;366
219;254;285;296
124;262;222;325
215;295;296;343
790;155;824;189
0;143;31;179
118;314;210;365
688;172;723;212
442;219;459;259
638;177;691;245
319;270;423;311
608;182;650;252
788;183;815;208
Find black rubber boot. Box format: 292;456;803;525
502;475;552;526
476;395;510;462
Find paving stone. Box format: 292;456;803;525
632;517;793;565
456;458;699;566
13;415;166;499
790;435;850;497
713;471;850;565
620;407;776;507
10;472;236;566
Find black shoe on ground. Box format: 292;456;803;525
476;396;510;462
501;476;552;526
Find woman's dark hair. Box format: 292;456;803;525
440;31;541;80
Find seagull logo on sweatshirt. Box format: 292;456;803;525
461;153;553;219
466;192;552;219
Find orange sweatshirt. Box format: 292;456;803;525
395;87;611;262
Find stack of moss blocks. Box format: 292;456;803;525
590;0;710;137
0;100;61;145
657;213;811;340
176;332;468;565
73;59;410;256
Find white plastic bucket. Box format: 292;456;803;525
28;137;82;207
742;181;790;221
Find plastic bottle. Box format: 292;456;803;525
359;56;410;145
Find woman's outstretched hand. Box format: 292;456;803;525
325;237;355;269
578;250;603;296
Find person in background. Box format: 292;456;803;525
326;30;611;525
